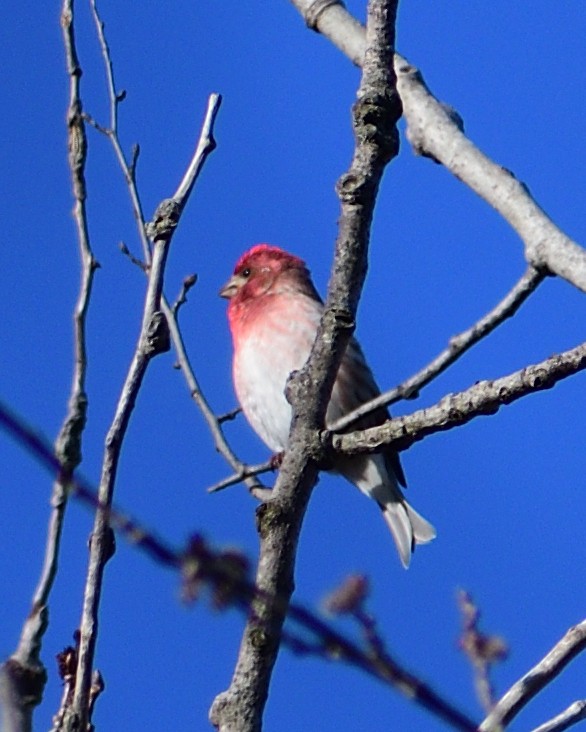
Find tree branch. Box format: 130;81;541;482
480;620;586;731
86;2;265;502
61;93;221;732
206;459;274;494
89;0;151;262
209;1;402;729
0;1;98;729
530;701;586;732
331;265;546;431
330;340;586;456
289;0;586;292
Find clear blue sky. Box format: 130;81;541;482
2;2;586;730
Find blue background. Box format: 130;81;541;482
2;2;586;730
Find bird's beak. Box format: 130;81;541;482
219;275;240;299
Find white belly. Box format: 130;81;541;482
233;294;319;451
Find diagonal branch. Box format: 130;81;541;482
331;265;546;431
89;0;151;262
207;459;274;494
530;701;586;732
0;398;478;732
209;1;402;730
289;0;586;292
61;98;222;732
330;340;586;457
87;0;263;500
480;620;586;731
164;293;269;499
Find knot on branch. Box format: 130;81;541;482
304;0;345;30
249;628;271;653
523;367;548;392
352;91;401;162
55;393;88;471
335;172;370;204
256;501;291;540
1;657;48;708
147;198;180;243
143;311;170;356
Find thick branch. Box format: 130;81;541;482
480;620;586;731
330;340;586;456
290;0;586;292
209;2;401;730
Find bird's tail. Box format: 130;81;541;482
381;500;436;569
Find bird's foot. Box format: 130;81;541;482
269;451;284;470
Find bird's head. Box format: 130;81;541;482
219;244;308;303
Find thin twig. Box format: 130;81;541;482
118;241;148;272
0;2;97;730
172;96;220;206
530;701;586;732
207;460;273;493
331;265;546;431
457;591;508;716
164;291;268;497
62;86;222;732
217;406;242;424
330;339;586;456
84;14;251;498
65;214;171;732
88;0;151;262
171;273;197;315
480;620;586;731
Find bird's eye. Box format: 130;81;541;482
241;268;251;278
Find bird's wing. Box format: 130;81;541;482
328;337;407;487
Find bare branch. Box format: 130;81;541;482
210;1;402;729
458;591;508;716
88;0;151;262
217;406;242;424
207;460;273;494
171;273;198;315
62;92;222;732
0;0;98;728
395;61;586;292
164;293;268;496
64;222;169;731
331;265;546;431
480;620;586;731
172;94;221;206
85;12;257;498
530;701;586;732
330;340;586;456
289;0;586;292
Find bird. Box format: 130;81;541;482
220;244;435;567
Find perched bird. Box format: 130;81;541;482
220;244;435;567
